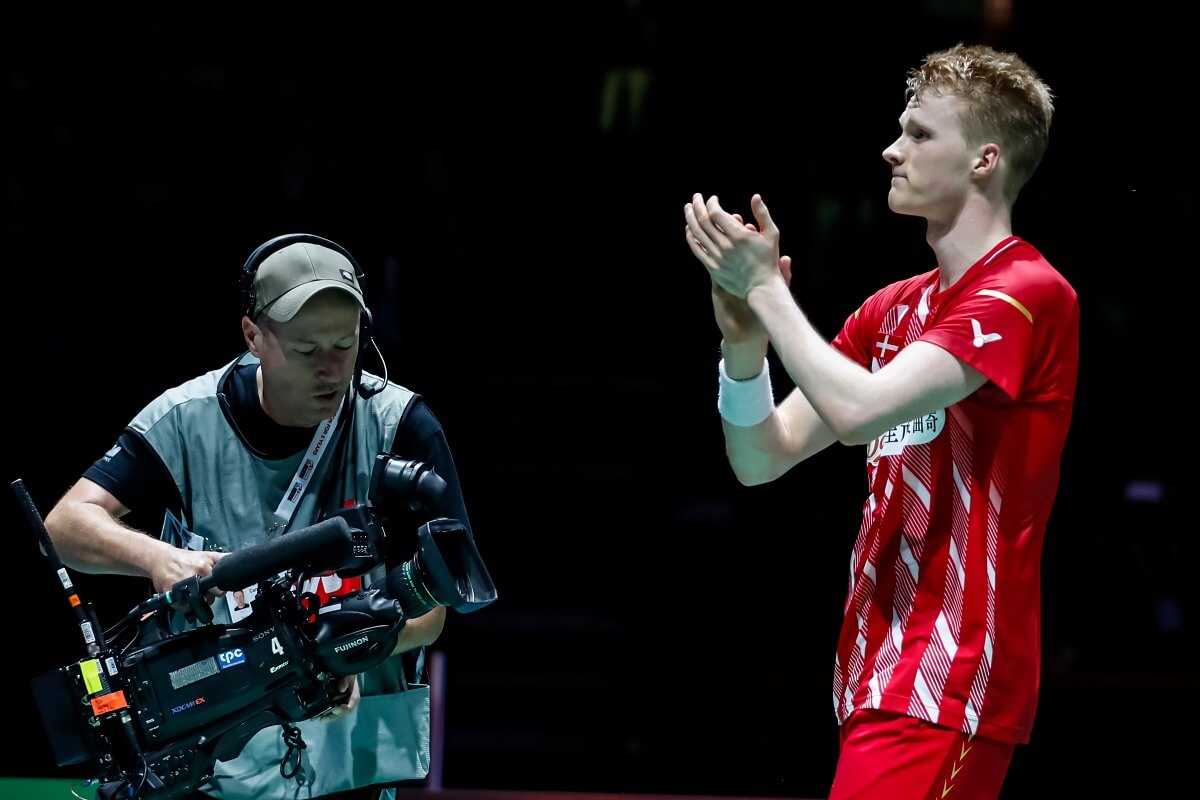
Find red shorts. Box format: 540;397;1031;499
828;708;1016;800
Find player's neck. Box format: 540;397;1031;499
926;206;1013;290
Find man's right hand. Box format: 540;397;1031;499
151;545;226;595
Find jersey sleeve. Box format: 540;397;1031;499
920;265;1075;401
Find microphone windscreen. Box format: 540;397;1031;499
210;517;357;590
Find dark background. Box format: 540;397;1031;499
3;3;1193;799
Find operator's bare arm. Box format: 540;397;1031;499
391;606;445;655
44;477;223;594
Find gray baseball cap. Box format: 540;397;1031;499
252;242;366;322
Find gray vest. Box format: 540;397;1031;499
131;353;430;799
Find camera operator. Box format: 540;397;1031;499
43;234;473;800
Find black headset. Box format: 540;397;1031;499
239;232;385;397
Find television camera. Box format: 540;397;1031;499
16;454;497;800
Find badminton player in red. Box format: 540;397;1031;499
684;43;1078;799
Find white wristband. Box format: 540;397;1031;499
718;357;774;426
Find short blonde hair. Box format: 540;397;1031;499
907;43;1054;201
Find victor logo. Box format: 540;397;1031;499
971;319;1002;347
333;636;369;654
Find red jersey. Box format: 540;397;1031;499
828;236;1079;744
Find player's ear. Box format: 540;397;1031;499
973;142;1001;177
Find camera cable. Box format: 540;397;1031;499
279;722;309;790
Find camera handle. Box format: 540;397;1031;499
114;574;217;634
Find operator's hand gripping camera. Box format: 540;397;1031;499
15;454;497;800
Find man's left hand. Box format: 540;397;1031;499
320;674;360;720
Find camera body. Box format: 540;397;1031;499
27;455;496;800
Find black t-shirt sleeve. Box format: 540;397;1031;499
381;397;474;537
82;428;183;518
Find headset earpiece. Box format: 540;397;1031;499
359;307;374;353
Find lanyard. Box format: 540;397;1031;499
269;401;344;534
